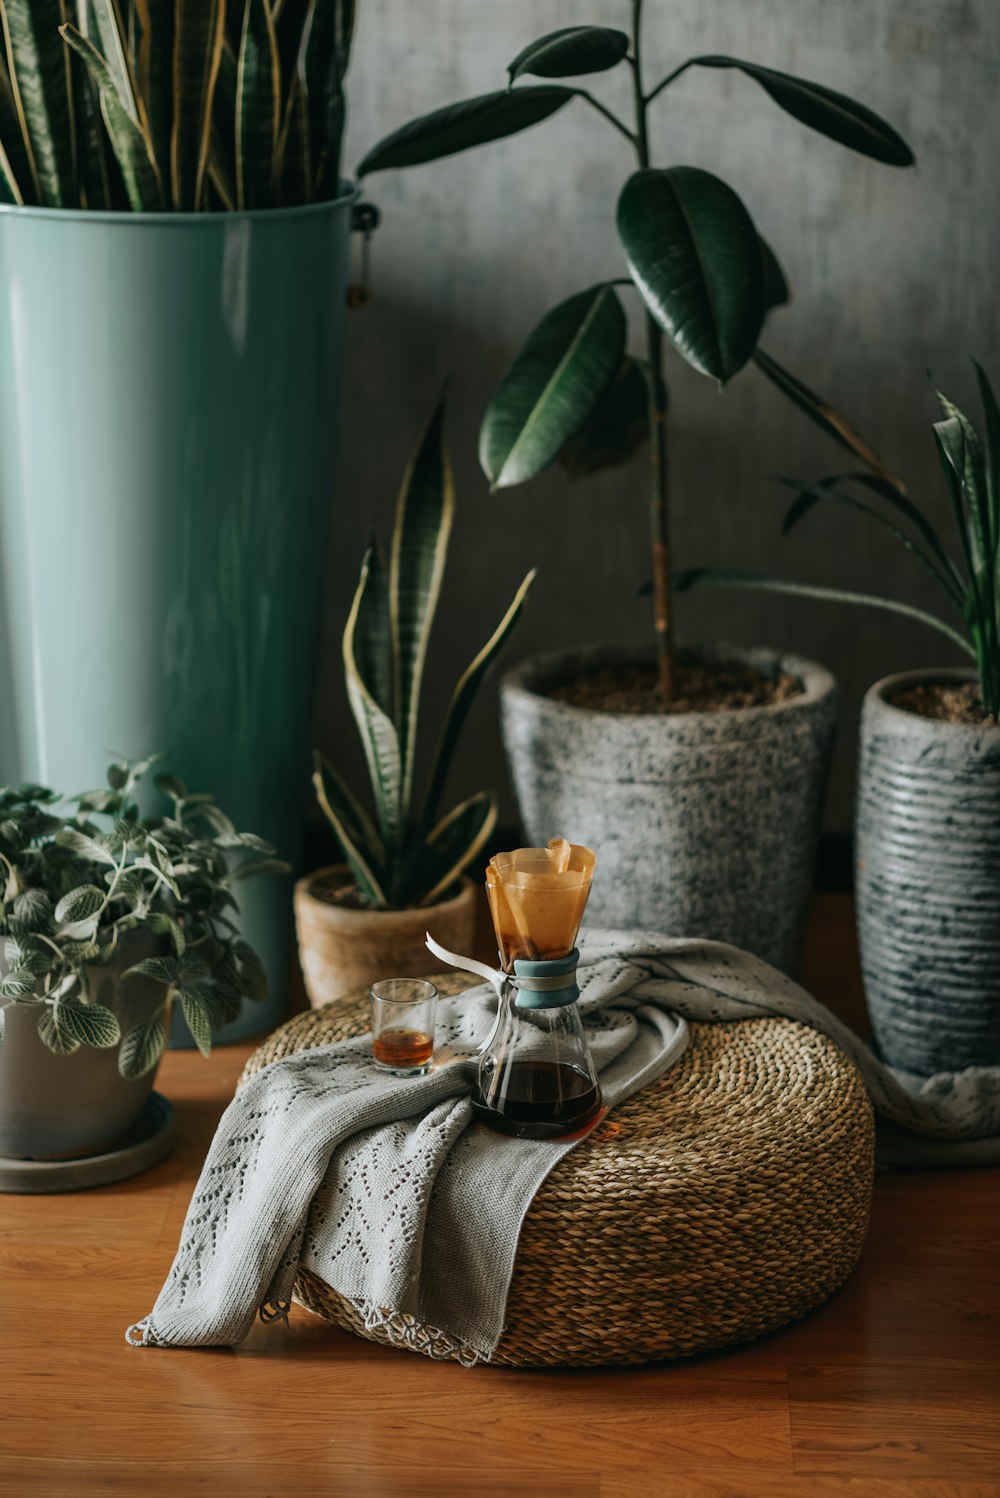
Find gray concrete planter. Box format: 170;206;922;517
0;933;168;1159
856;668;1000;1074
501;642;837;974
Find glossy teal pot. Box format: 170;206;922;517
0;189;357;1039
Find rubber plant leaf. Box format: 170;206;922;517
390;397;455;820
357;86;575;176
304;0;355;197
752;347;905;491
417;791;498;909
236;0;280;209
690;56;914;166
171;0;225;209
60;23;163;208
759;235;790;314
617;167;764;385
481;284;626;488
343;548;403;858
557;356;650;479
420;568;535;831
508;26;628;82
0;0;77;205
311;752;387;907
672;566;975;659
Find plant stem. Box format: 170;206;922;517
630;0;675;700
574;89;636;145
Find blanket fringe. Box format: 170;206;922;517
349;1298;486;1368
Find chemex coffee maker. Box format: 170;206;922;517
427;839;601;1140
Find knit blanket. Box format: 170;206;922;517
127;931;1000;1362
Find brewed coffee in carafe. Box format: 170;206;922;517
474;840;601;1139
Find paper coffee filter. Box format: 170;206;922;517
487;839;596;967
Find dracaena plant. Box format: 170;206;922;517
357;3;914;701
676;364;1000;720
0;754;289;1077
0;0;354;212
312;397;535;910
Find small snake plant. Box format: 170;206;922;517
313;397;535;910
0;0;354;212
0;754;288;1076
677;362;1000;719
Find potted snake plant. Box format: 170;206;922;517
296;396;534;1006
355;4;914;973
0;754;286;1161
0;0;359;1036
681;365;1000;1073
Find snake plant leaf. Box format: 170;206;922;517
558;355;650;479
171;0;225;208
118;1016;165;1078
972;360;1000;552
88;0;145;127
58;997;121;1048
420;568;535;830
128;0;168;171
617;167;764;384
344;548;403;855
304;0;355;197
208;35;237;207
0;53;33;201
274;0;311;96
391;398;455;817
357;86;575;176
67;34;115;210
672;566;976;659
778;476;965;611
354;540;392;720
931;383;991;581
480;285;626;488
759;235;789;314
312;752;387;906
932;416;984;617
508;26;629;82
418;791;498;909
0;0;77;205
59;23;163;208
752;347;905;491
236;0;280;209
276;68;310;204
0;138;22;201
690;56;914;167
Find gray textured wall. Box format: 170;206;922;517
314;0;1000;836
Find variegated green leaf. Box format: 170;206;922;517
344;549;403;857
118;1015;165;1078
180;988;213;1056
391;398;455;819
171;0;225;209
276;65;310;203
54;883;105;924
312;751;387;907
234;938;268;1002
354;541;392;719
88;0;144;127
420;568;535;829
1;0;76;205
59;22;163;208
0;50;33;201
0;137;23;201
418;791;497;909
58;997;120;1048
235;0;280;209
131;0;172;170
303;0;353;196
38;1003;81;1055
207;35;237;206
67;28;114;209
932;383;991;584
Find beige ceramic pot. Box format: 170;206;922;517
293;866;478;1008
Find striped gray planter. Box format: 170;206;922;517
501;642;837;976
856;669;1000;1075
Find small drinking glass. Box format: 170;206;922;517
369;979;438;1075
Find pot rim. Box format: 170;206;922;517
295;865;475;917
501;640;836;723
0;179;359;228
865;666;998;734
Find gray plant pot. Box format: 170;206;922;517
0;932;168;1159
501;642;837;974
856;668;1000;1074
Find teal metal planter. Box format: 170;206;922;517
0;189;357;1039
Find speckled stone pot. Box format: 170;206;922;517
501;643;837;975
856;668;1000;1074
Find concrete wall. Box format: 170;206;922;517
315;0;1000;835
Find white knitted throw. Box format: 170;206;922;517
127;931;1000;1362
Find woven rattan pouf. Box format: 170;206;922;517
241;974;875;1367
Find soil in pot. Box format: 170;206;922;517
889;681;993;726
549;661;803;715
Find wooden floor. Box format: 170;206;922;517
1;894;997;1497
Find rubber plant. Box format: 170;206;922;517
677;364;1000;719
0;754;288;1076
313;396;535;909
0;0;354;211
357;4;915;699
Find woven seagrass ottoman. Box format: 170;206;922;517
241;974;874;1367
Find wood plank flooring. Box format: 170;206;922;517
1;895;997;1498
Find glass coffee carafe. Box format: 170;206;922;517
473;841;602;1140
